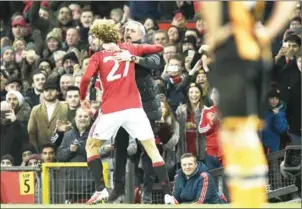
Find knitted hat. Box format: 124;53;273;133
6;90;24;106
1;46;14;56
62;51;79;64
26;42;35;50
46;28;62;42
267;88;280;99
24;154;43;166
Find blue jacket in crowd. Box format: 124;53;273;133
172;162;226;204
262;101;288;152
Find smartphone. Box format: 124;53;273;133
282;42;289;48
188;50;195;58
166;65;179;72
1;110;10;119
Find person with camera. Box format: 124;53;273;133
56;107;94;203
1;101;29;165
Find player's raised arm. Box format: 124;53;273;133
135;44;164;56
80;53;100;101
256;1;298;45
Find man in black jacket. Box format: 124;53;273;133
108;20;164;203
1;101;28;165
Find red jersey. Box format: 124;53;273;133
198;106;222;159
80;42;163;114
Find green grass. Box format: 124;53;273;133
1;203;301;208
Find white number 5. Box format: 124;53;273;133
104;56;130;82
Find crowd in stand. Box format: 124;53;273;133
0;1;301;204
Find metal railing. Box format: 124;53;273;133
149;149;297;204
0;149;296;204
41;162;112;204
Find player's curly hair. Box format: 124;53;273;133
89;19;120;43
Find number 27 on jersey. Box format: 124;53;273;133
104;56;131;82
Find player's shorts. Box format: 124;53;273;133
89;108;154;141
208;38;265;118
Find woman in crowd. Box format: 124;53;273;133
176;83;205;166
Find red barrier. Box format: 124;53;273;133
158;21;196;30
1;171;35;203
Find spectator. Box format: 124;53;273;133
1;101;28;165
165;153;226;204
79;6;94;44
152;30;169;46
286;56;301;145
289;16;302;29
65;86;81;122
0;70;9;101
155;95;180;179
53;50;67;69
1;46;18;78
182;36;197;52
171;11;188;36
6;90;32;127
199;88;223;170
62;51;79;75
65;28;81;51
12;38;26;63
4;78;22;95
275;35;301;104
20;143;37;166
30;2;72;39
20;49;40;90
60;74;75;100
10;15;30;42
194;70;212;106
43;28;63;61
25;71;46;108
262;89;288;153
1;154;14;167
56;108;94;203
24;154;43;167
167;26;182;46
143;17;159;32
176;83;205;164
56;108;91;162
40;143;56;163
69;3;82;22
162;44;178;64
161;54;186;112
38;59;54;76
27;80;69;151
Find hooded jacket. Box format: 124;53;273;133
261;100;288;152
172;162;225;204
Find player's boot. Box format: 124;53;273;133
220;116;268;208
107;188;125;203
86;188;109;205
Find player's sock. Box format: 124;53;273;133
220;116;268;208
152;162;171;195
88;155;105;191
